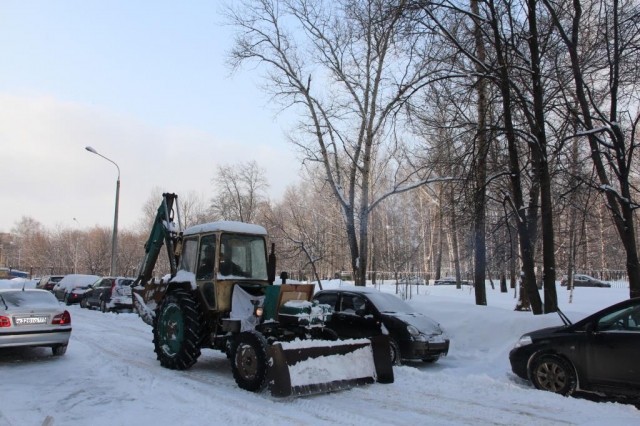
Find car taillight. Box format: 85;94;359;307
111;281;117;295
0;316;10;327
52;311;71;325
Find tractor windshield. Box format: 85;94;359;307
219;233;268;280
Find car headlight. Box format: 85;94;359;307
407;325;420;337
514;335;533;348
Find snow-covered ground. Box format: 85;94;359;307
1;282;639;426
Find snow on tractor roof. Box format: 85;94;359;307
183;221;268;236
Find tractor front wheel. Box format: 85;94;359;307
230;331;270;392
153;289;202;370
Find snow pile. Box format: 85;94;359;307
286;345;377;387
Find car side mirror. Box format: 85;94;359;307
585;322;595;335
355;309;366;317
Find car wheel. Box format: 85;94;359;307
389;338;402;366
64;294;71;306
52;345;68;356
153;289;203;370
422;356;440;363
530;355;576;396
80;298;88;309
230;331;269;392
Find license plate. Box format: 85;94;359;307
15;317;47;325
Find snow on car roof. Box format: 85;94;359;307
183;221;268;236
319;286;379;294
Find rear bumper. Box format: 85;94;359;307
0;328;71;348
400;338;450;360
67;293;84;304
108;296;133;310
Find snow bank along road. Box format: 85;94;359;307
1;288;640;426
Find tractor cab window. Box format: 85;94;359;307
219;234;267;280
196;235;216;280
181;237;198;274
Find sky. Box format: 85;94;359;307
1;281;639;425
0;1;301;233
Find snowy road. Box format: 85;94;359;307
2;285;640;425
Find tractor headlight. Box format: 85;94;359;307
254;307;264;317
514;335;532;348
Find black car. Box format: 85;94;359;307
434;276;471;286
81;277;134;312
36;275;65;292
314;287;449;365
509;298;640;399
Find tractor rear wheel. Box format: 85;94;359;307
153;288;202;370
231;331;269;392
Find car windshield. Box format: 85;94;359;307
366;292;415;314
119;279;134;286
0;291;58;309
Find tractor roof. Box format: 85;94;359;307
183;221;268;237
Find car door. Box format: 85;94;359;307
98;278;114;303
575;275;588;286
586;301;640;391
86;279;103;306
331;293;380;339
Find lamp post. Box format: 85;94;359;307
85;146;120;276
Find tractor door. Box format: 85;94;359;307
193;234;217;310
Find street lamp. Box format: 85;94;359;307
85;146;120;276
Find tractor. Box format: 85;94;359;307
132;193;393;397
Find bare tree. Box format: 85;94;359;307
225;0;448;286
543;0;640;298
212;161;269;223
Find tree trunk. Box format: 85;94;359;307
527;0;558;313
450;187;462;290
471;0;488;306
487;0;542;314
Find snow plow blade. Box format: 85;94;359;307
268;335;394;397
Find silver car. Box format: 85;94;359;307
0;289;72;355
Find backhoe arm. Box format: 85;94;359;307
133;193;182;287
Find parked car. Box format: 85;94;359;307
313;287;449;365
397;276;426;285
560;274;611;288
434;276;471;286
81;276;135;312
509;297;640;400
37;275;66;292
53;274;100;305
0;289;71;355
